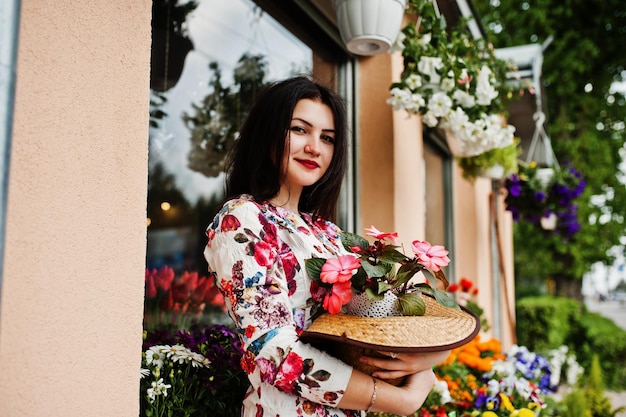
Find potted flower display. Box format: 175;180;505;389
504;162;586;238
457;140;520;182
302;226;481;386
387;0;527;157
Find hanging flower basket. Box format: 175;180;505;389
387;0;528;155
504;162;586;238
456;140;520;182
334;0;407;56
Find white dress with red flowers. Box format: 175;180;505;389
204;195;363;417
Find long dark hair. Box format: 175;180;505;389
225;76;348;221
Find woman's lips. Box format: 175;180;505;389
297;159;319;169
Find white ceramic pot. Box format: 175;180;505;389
345;291;402;317
333;0;407;56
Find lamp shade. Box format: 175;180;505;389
333;0;407;56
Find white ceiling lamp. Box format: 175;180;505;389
333;0;407;56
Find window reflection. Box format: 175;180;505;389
147;0;314;275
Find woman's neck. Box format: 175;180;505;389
269;187;301;214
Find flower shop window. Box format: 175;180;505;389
146;0;351;325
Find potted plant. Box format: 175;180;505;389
387;0;528;156
504;162;586;238
150;0;198;92
457;140;520;181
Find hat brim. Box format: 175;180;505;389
300;294;480;353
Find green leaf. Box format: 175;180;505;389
340;232;370;252
396;292;426;316
433;289;460;309
365;287;385;300
361;260;390;278
378;246;409;263
377;281;393;294
305;257;326;282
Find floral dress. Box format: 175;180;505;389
204;195;363;417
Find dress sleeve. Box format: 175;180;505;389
204;201;353;407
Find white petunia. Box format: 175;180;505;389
418;56;443;84
422;111;439;127
475;65;499;105
440;77;456;92
405;74;423;90
452;89;476;108
427;92;452;117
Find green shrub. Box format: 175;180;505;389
516;296;626;390
573;312;626;390
516;296;582;352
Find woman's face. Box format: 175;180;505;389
280;98;335;196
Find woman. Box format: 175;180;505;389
204;76;448;416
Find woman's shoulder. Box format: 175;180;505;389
208;195;262;228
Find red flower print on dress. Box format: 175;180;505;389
221;214;241;232
274;351;305;394
252;240;276;267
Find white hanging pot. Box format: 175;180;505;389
333;0;407;56
536;167;555;188
479;164;506;179
540;212;558;230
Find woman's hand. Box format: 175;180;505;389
359;349;450;380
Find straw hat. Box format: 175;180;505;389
300;293;480;353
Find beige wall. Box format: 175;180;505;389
0;1;152;416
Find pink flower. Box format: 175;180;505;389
323;280;353;314
319;255;361;284
411;240;451;272
364;225;399;243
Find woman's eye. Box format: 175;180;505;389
290;126;306;134
322;135;335;144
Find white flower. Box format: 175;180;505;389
422;111;439;127
146;378;171;403
389;32;406;53
427;92;452;117
419;33;432;48
167;345;193;364
145;346;167;369
387;88;425;113
140;368;151;379
475;65;499;105
418;56;443;84
452;89;476;108
405;74;422;90
432;379;452;404
440;77;456;92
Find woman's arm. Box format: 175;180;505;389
339;368;437;416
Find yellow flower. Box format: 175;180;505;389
482;412;498;417
499;393;515;412
511;408;536;417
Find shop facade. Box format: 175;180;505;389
0;0;515;415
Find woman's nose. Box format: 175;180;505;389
304;138;321;156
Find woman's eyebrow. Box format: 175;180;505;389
291;117;335;132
